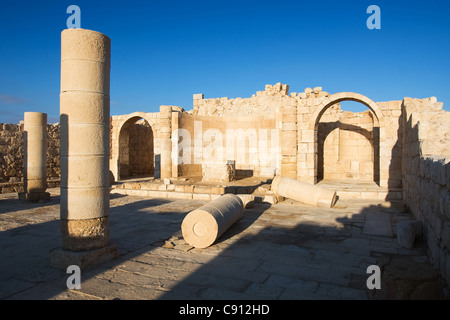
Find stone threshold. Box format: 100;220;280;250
110;177;280;204
110;187;280;205
317;179;403;201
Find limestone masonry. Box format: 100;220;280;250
1;64;449;291
0;122;59;193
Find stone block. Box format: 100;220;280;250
442;221;450;250
18;191;50;202
446;159;450;191
149;191;168;198
301;130;315;143
282;114;297;122
282;122;297;131
422;157;444;184
397;220;423;249
445;194;450;220
50;245;118;271
192;193;211;201
174;185;185;193
202;161;235;183
168;192;192;200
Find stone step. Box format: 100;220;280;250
317;180;403;201
111;178;402;203
110;187;280;205
111;181;263;195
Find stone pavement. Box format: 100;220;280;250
0;188;445;300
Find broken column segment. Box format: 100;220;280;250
19;112;50;202
51;28;117;270
182;194;244;248
271;175;337;208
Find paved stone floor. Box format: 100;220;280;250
0;188;446;300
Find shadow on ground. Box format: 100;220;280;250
157;202;444;300
0;192;446;300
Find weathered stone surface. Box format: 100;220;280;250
60;217;110;251
59;28;112;254
271;175;337;208
182;194;244;248
0;123;60;193
1;79;449;292
49;245;118;271
363;212;393;238
397;220;422;249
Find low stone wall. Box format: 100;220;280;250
402;97;450;290
0;122;60;193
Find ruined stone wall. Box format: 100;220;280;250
193;83;331;181
402;97;450;288
0;123;60;193
193;83;293;116
126;120;154;177
109;112;160;181
193;83;404;188
176;112;280;178
0;124;24;187
107;84;405;189
318;108;375;181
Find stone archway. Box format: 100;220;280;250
311;92;385;186
312;92;383;127
117;116;154;180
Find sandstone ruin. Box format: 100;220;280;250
18;112;50;202
182;194;244;248
0;28;449;296
51;28;118;269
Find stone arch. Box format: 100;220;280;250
311;92;385;185
117;113;155;180
312;92;384;128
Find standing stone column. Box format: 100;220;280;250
19;112;50;202
51;28;117;270
160;105;172;179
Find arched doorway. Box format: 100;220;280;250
118;116;154;180
312;92;384;186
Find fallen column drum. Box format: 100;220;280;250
182;194;244;248
271;175;337;208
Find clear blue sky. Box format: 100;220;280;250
1;0;449;123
